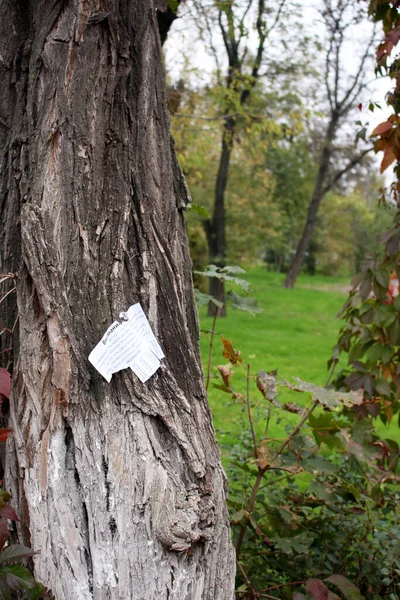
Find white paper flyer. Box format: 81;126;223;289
88;304;164;383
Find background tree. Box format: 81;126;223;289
166;0;301;313
156;0;183;45
263;135;317;272
0;1;235;598
170;83;286;268
282;0;375;289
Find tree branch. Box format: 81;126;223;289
322;146;373;195
340;28;376;111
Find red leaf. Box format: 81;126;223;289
388;27;400;47
371;121;394;137
306;578;329;600
357;103;362;111
0;506;19;522
381;145;396;173
0;430;12;443
377;39;394;61
0;520;9;551
221;336;242;365
0;369;11;400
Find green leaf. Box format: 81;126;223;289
325;574;365;599
387;318;400;345
0;545;38;564
374;304;395;327
359;275;372;300
348;340;373;363
321;433;346;451
375;378;392;397
194;265;221;278
219;265;246;275
231;509;247;524
227;291;263;316
308;480;330;500
394;294;400;311
290;532;315;553
343;482;361;500
0;564;36;590
0;578;11;600
366;344;393;365
194;265;250;291
283;378;363;408
374;268;390;289
167;0;179;13
194;289;224;308
308;412;339;439
274;538;292;554
187;203;209;218
27;584;48;600
305;454;339;475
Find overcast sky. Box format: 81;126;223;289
164;1;393;135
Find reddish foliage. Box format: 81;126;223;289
0;504;18;552
0;505;19;522
305;578;329;600
0;368;11;400
221;336;242;365
0;430;12;443
0;519;8;551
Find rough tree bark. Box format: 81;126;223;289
0;1;235;599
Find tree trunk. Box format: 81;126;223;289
156;0;182;46
282;116;338;289
0;1;235;598
204;118;234;317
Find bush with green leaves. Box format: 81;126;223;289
331;214;400;426
196;265;400;599
217;347;400;599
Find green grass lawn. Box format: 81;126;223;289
198;267;398;452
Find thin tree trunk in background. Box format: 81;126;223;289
282;117;337;289
204;118;234;316
0;1;235;598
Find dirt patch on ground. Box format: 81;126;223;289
300;283;352;294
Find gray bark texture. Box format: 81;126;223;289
0;1;235;598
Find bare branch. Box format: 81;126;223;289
325;30;335;110
174;109;269;120
339;29;376;111
265;0;286;37
333;29;344;107
225;1;240;68
240;0;269;104
192;0;222;81
218;9;233;65
322;146;373;194
238;0;254;37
